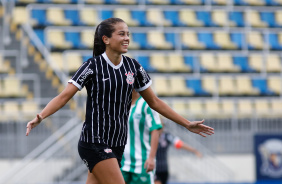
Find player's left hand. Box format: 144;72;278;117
186;119;214;137
144;157;155;173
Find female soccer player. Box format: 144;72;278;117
26;18;214;184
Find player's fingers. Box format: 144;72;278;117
198;132;206;137
26;125;31;136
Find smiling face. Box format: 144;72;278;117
103;22;130;54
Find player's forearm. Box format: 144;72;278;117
39;84;77;119
150;98;190;128
148;130;160;159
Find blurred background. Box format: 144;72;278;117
0;0;282;183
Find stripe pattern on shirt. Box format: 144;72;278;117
68;53;152;147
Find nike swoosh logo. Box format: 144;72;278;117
102;78;109;81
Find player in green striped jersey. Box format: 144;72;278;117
121;89;163;184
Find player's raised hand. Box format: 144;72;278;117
26;114;43;136
186;119;214;137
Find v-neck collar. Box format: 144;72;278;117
102;52;123;69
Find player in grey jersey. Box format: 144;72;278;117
26;18;214;184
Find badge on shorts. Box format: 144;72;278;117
104;148;112;153
125;72;134;85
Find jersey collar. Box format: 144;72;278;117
102;52;123;69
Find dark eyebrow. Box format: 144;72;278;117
118;31;130;34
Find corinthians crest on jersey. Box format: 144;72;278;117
125;72;134;85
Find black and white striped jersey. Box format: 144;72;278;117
68;52;152;147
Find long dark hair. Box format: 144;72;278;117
93;18;125;57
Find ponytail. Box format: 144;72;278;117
93;25;105;57
92;18;125;57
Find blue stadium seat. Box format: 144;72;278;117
33;29;45;45
229;12;245;27
198;32;220;49
64;10;81;26
164;11;185;26
197;11;217;27
252;78;276;96
132;33;153;49
135;56;156;72
131;10;151;26
230;32;245;49
233;0;248;5
186;79;210;96
101;10;113;20
184;56;195;72
31;9;50;26
64;32;84;49
268;33;282;50
82;55;92;62
233;56;256;72
261;12;279;27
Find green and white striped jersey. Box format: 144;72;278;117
121;97;162;174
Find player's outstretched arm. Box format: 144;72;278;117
26;83;78;136
139;87;214;137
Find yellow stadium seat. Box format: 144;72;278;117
182;31;205;49
279;32;282;46
270;100;282;117
47;30;72;49
169;76;193;96
214;31;237;49
247;31;264;49
216;54;240;72
81;30;94;48
245;10;267;27
3;77;23;97
172;100;188;117
275;11;282;26
21;101;39;120
152;76;171;96
65;53;83;73
150;54;168;72
179;10;203;27
80;9;98;26
212;10;235;27
266;54;281;73
0;54;10;73
245;0;265;5
237;100;253;118
236;76;259;95
249;54;263;72
2;101;20;121
12;7;29;25
167;54;191;72
114;9;139;26
50;52;64;71
254;100;270;117
268;76;281;95
147;31;172;49
202;76;217;95
0;79;3;97
205;100;220;118
200;53;217;72
221;100;235;117
147;9;171;26
187;100;204;118
218;76;236;96
46;8;71;26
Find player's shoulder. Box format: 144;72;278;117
122;54;138;64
